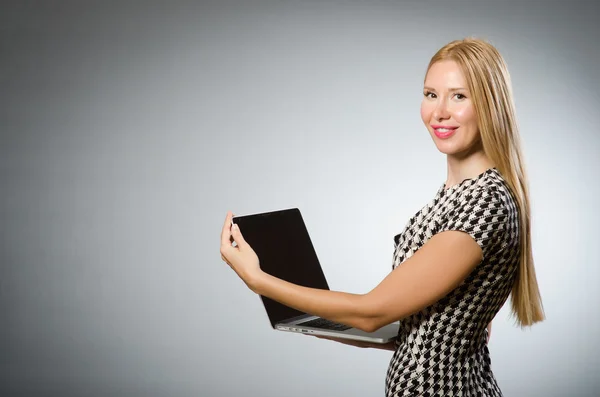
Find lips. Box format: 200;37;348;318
431;125;458;139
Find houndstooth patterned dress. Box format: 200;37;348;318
385;167;520;397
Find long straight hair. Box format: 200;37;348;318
427;38;545;327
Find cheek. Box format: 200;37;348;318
420;101;432;123
453;105;477;126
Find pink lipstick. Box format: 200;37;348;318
432;125;458;139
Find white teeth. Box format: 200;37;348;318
437;128;451;132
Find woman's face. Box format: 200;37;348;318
420;60;481;157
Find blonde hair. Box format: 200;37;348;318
426;38;545;327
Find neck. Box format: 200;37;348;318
445;144;495;188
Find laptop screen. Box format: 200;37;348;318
232;208;329;328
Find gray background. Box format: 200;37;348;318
1;1;599;396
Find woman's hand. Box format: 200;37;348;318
220;211;263;292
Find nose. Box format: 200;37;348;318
433;97;450;121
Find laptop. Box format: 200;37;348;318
232;208;398;344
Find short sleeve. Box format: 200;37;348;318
438;187;509;260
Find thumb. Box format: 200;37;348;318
231;224;248;249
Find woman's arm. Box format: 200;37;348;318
250;270;373;331
221;212;482;332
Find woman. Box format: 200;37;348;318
219;38;545;396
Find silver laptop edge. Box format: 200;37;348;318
276;314;398;344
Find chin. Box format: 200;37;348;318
433;141;468;156
432;140;456;154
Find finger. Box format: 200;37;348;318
230;223;248;250
220;211;233;247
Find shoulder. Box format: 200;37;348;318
439;168;519;258
478;169;519;225
451;168;517;215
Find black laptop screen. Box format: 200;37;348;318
232;208;329;328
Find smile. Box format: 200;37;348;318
432;125;458;139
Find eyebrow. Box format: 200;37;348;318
423;86;468;92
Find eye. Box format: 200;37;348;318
454;93;467;100
424;90;436;99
